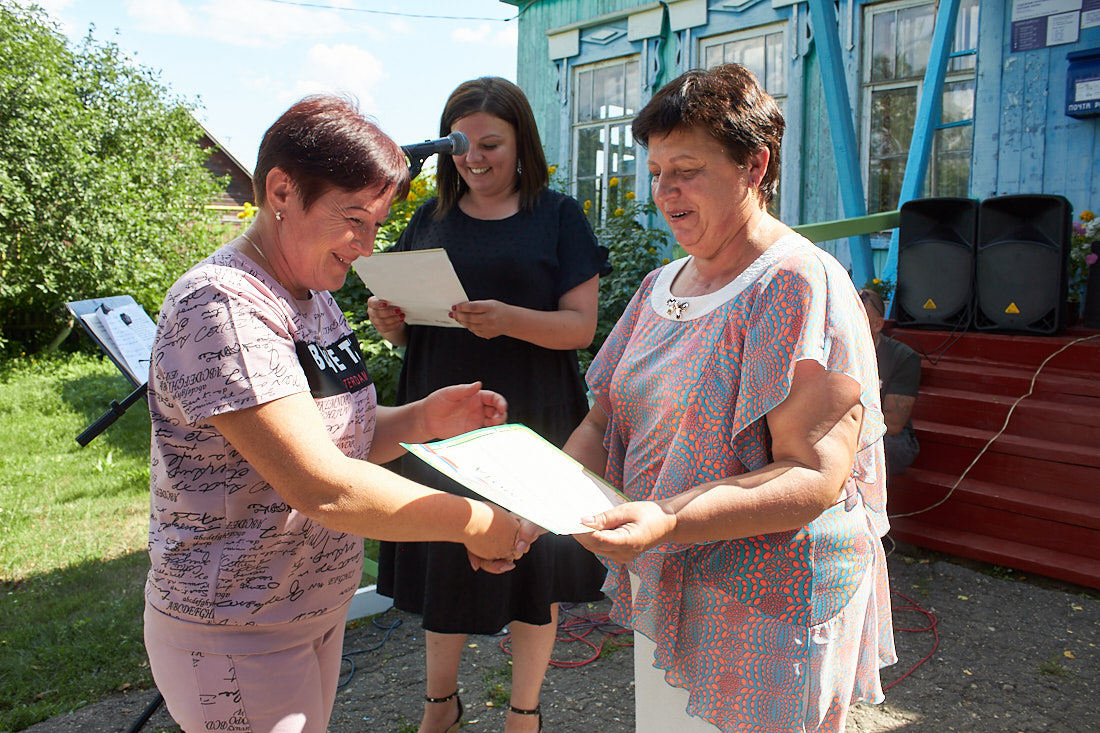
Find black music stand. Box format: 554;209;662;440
65;296;151;446
66;297;164;730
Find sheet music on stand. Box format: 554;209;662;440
66;296;156;388
65;296;157;445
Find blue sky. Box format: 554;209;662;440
29;0;519;172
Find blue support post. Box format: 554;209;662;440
806;0;874;288
881;0;962;295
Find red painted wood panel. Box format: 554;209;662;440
913;388;1100;444
889;468;1100;530
888;519;1100;590
884;326;1100;588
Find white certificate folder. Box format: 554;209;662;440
402;424;629;534
352;249;468;328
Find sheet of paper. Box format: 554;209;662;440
352;249;468;328
99;303;156;383
80;303;156;385
402;424;629;535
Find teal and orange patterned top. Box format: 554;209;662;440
586;234;896;732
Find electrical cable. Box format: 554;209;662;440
338;612;403;688
888;332;1100;519
883;587;940;691
335;600;631;690
899;303;973;367
496;602;633;669
260;0;521;22
879;534;940;689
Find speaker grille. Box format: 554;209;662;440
975;195;1071;335
895;197;978;329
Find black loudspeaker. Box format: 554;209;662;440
975;194;1071;335
895;197;978;329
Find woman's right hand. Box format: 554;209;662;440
464;501;524;574
366;296;406;342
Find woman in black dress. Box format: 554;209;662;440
368;77;608;733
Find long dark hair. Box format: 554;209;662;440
434;77;548;218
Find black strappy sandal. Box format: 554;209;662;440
509;703;542;732
425;690;463;733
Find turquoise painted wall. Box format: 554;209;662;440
509;0;661;170
507;0;1100;266
970;4;1099;216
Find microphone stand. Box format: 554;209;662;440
404;152;432;179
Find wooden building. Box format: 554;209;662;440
504;0;1098;271
502;0;1100;588
196;121;254;223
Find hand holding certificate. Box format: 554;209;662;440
352;249;468;328
401;423;629;534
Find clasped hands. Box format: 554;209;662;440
468;515;544;574
469;501;678;573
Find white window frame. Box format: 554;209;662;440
571;55;642;227
697;22;788;113
859;0;978;214
697;23;788;214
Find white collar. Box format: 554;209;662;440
649;235;805;321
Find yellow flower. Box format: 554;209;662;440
584;200;592;210
625;191;635;200
613;208;625;216
609;177;619;187
548;165;557;175
1082;211;1095;222
873;278;882;284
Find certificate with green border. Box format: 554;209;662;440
402;423;629;534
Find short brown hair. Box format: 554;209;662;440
435;77;548;218
253;95;410;211
632;64;784;205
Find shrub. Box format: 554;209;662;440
1069;210;1099;305
0;5;225;353
587;193;667;365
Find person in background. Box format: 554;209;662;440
859;288;921;476
367;76;608;733
563;64;896;732
144;95;525;733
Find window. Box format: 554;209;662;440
699;25;787;214
862;0;979;214
572;57;640;226
699;24;787;117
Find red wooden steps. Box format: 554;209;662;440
888;517;1100;590
890;467;1100;531
913;386;1100;444
885;326;1100;590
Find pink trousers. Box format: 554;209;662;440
144;604;346;733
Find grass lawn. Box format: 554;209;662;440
0;353;154;731
0;352;378;731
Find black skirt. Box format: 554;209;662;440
376;191;610;634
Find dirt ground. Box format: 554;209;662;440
24;541;1100;733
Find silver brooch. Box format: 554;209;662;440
666;297;690;319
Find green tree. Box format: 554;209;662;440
0;3;225;351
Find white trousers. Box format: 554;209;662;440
629;573;721;733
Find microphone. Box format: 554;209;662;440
401;132;469;164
